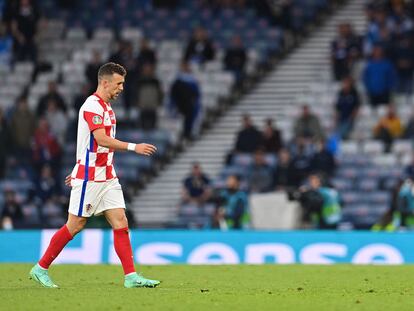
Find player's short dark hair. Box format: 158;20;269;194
98;62;126;81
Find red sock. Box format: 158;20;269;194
38;225;73;269
113;227;135;275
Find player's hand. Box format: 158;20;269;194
65;174;72;187
135;143;157;156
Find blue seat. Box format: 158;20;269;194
365;192;391;204
357;178;379;191
115;165;141;182
232;153;253;167
342;203;385;228
341;191;360;205
336;167;358;179
331;178;354;191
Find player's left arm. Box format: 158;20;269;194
92;128;157;156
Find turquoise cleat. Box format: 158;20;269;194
124;273;160;288
29;264;59;288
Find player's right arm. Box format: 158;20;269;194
92;128;157;156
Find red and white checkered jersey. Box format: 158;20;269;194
71;93;117;184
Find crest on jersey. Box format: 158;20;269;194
85;204;93;213
92;115;103;125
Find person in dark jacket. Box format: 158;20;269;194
273;149;296;190
170;61;201;140
261;118;283;153
85;50;103;92
1;189;25;229
363;45;397;107
184;27;215;64
335;76;360;139
391;34;414;95
0;108;10;178
136;38;157;72
136;63;163;130
310;140;336;178
109;40;137;110
5;0;39;62
181;162;212;205
234;114;263;153
36;81;67;117
331;23;361;81
224;35;247;85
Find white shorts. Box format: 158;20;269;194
68;178;126;217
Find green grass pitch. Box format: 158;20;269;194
1;264;414;311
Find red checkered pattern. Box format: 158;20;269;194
71;93;117;183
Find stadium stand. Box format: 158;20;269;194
0;0;316;229
4;0;413;232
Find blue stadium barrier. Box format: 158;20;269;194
1;230;414;265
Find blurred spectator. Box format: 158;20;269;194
289;140;312;187
0;108;10;178
152;0;179;9
224;35;247;85
403;111;414;139
253;0;292;30
389;178;414;230
109;40;138;109
0;21;13;67
200;0;246;10
10;96;36;158
1;189;24;229
35;165;60;203
234;114;263;153
391;34;414;95
335;76;360;139
371;178;403;232
331;22;361;81
373;106;403;152
310;140;336;178
261;118;283;153
404;156;414;180
297;174;341;229
45;99;68;145
136;38;157;72
5;0;39;62
387;2;413;36
181;163;211;205
85;50;103;92
273;149;296;190
135;63;163;130
36;81;67;117
184;27;215;64
31;118;62;177
170;61;201;140
247;149;274;193
363;45;397;107
364;8;391;56
68;83;91;142
73;83;91;112
293;105;324;140
56;0;79;10
213;175;248;230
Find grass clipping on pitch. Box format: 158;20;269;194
0;264;413;311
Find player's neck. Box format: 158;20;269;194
94;88;110;103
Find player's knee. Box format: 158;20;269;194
67;218;87;236
113;214;128;229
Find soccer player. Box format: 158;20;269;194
29;62;160;288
